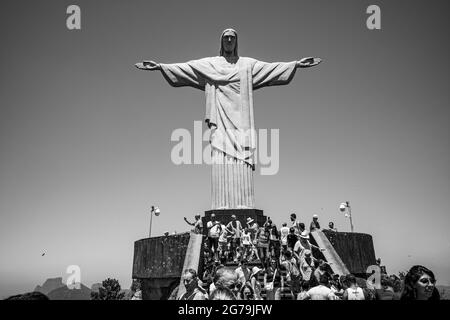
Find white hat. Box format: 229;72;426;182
246;217;254;224
300;231;310;239
251;266;262;275
313;214;319;219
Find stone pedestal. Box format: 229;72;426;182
203;208;267;230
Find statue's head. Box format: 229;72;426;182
220;28;238;57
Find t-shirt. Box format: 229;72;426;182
227;220;242;238
287;234;298;249
313;268;326;284
235;266;251;285
264;267;282;287
269;225;279;241
280;227;289;245
291;220;302;235
248;222;259;242
257;228;269;248
241;232;251;245
219;225;229;243
281;258;300;280
208;221;221;238
345;287;365;300
305;285;336;300
294;239;311;255
310;221;320;232
300;257;315;281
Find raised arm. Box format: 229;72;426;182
309;241;326;252
184;217;195;226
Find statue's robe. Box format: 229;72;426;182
160;56;297;209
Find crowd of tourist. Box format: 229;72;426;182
179;262;440;301
179;212;441;301
185;212;331;268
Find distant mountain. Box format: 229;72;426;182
437;286;450;300
34;277;65;295
47;283;91;300
91;283;102;292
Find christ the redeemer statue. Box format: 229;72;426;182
135;28;321;210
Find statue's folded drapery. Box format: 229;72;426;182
160;56;298;167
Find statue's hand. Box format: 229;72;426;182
134;60;161;70
297;57;322;68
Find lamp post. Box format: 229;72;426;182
339;201;354;232
149;206;160;238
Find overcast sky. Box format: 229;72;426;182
1;0;449;297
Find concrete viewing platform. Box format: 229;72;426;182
132;216;377;299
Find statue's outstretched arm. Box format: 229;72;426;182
136;59;206;90
296;57;322;68
134;60;161;71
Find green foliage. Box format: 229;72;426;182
90;278;125;300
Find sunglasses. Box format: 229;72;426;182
228;282;242;290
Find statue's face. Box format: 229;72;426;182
222;32;236;54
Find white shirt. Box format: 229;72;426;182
208;221;221;238
294;238;311;255
219;228;228;243
280;227;289;245
227;220;242;238
242;232;251;245
291;220;301;235
235;266;251;285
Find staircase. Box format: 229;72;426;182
201;260;296;300
178;230;350;300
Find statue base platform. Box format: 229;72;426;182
132;210;377;299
